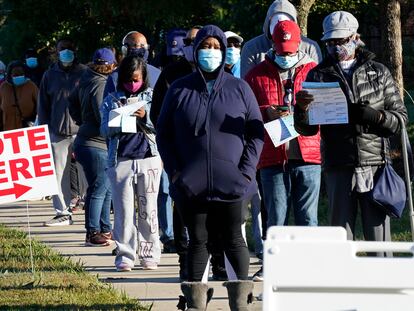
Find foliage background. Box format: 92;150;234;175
0;0;412;87
0;1;413;77
0;0;414;80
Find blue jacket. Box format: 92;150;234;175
156;25;264;203
230;59;241;78
100;88;158;168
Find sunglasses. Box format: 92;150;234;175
227;42;241;48
325;36;352;47
125;42;150;50
183;38;194;46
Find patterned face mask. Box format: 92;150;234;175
326;39;357;62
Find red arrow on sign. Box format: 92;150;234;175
0;183;32;199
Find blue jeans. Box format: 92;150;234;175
74;144;112;233
158;169;174;243
250;192;263;256
260;162;321;227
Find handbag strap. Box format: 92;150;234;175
11;84;25;121
380;137;392;164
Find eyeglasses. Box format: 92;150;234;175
227;42;241;48
325;36;352;47
183;38;194;46
125;42;150;50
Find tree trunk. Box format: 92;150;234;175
294;0;316;36
381;0;404;97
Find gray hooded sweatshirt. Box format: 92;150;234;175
37;62;87;136
240;0;322;78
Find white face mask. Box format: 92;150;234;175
269;13;292;35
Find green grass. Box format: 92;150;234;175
0;225;149;311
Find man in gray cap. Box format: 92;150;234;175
240;0;322;78
294;11;407;249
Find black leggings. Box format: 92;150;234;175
177;199;249;281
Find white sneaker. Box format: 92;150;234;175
142;262;158;270
44;215;73;227
116;263;132;272
252;267;263;282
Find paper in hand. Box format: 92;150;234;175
302;82;348;125
108;98;146;128
264;114;299;148
121;115;137;133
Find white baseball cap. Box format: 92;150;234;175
224;31;244;44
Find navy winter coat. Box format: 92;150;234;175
156;25;264;203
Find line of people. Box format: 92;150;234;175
0;1;408;310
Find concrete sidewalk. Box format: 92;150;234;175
0;200;263;311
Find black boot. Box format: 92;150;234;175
223;280;254;311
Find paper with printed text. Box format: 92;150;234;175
302;82;348;125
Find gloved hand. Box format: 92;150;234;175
295;90;314;111
348;103;384;125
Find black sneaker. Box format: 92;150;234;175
44;215;73;227
252;266;263;282
112;247;119;256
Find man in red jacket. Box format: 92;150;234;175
245;20;321;231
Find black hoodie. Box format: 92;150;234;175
157;25;264;202
69;67;108;149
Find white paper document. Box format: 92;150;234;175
302;82;348;125
108;99;147;129
121;115;137;133
264;114;299;148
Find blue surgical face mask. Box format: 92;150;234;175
225;47;240;66
12;75;27;86
26;57;38;68
197;49;222;73
274;54;299;69
59;49;75;65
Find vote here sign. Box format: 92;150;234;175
0;125;58;204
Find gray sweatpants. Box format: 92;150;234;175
50;134;74;216
324;166;391;245
107;156;162;267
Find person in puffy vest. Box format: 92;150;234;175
245;20;321;229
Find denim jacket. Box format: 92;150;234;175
100;88;158;168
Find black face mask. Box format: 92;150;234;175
128;48;149;61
